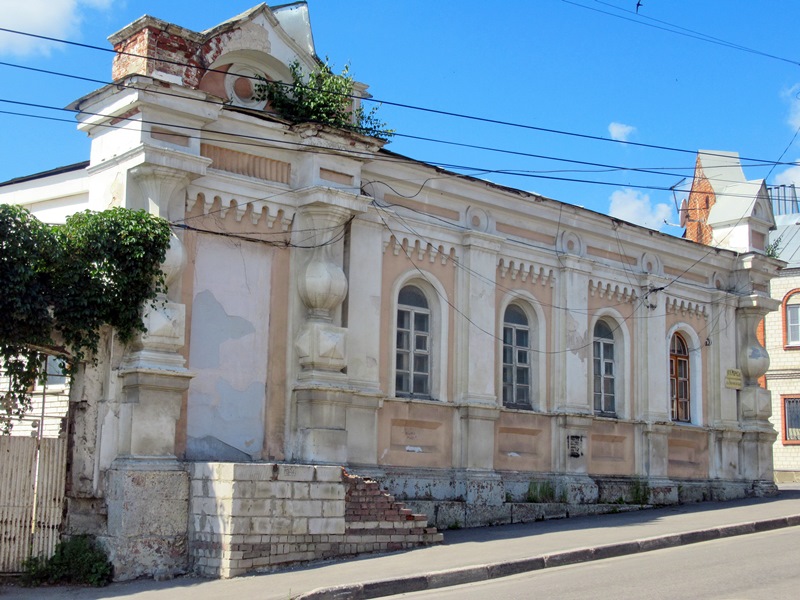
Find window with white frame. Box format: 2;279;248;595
670;333;691;423
784;397;800;443
502;304;531;409
395;285;431;399
593;320;616;416
785;294;800;346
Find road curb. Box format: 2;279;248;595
294;515;800;599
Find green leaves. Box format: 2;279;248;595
0;205;171;433
255;59;394;141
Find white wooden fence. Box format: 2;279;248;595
0;359;69;573
0;436;68;572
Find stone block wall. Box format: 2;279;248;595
102;467;190;581
189;463;442;578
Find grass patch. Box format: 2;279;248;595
22;536;112;587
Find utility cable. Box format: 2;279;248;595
0;26;796;168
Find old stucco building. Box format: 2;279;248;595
0;4;783;580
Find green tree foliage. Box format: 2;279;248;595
0;204;171;433
256;59;393;141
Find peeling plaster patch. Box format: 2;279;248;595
190;289;255;369
215;379;265;424
186;379;265;460
566;312;589;361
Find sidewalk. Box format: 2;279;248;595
3;485;800;600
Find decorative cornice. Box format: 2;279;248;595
187;190;292;229
383;235;457;266
588;278;639;303
664;295;708;319
497;258;554;287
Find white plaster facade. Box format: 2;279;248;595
0;3;785;579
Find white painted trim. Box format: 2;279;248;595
388;269;450;402
667;323;704;426
589;308;630;419
497;291;546;411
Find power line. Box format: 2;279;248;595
0;58;787;186
2;100;783;200
570;0;800;68
0;26;796;169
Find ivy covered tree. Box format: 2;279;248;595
0;204;171;433
256;59;393;141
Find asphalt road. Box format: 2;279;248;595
390;527;800;600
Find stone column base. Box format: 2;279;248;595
101;463;189;581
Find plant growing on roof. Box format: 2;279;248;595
765;234;783;259
0;204;171;434
255;58;393;141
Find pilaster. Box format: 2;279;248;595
291;190;373;464
736;291;779;486
634;278;669;422
458;404;501;470
552;253;591;414
455;231;503;404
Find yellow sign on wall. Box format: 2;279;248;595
725;368;743;390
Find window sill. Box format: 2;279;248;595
594;411;618;420
503;403;536;412
388;395;443;407
783;343;800;351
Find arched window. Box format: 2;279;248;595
593;320;616;416
502;304;531;409
670;333;690;422
396;285;431;398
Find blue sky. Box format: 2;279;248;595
2;1;800;236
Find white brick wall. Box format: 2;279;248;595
766;274;800;476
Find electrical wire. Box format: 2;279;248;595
0;59;787;188
0;26;797;169
2;100;784;201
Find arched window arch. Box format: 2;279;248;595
593;320;616;416
502;304;531;409
670;332;691;422
783;289;800;348
395;285;431;399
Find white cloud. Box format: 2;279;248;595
0;0;113;57
608;188;673;231
783;85;800;130
608;122;636;142
774;160;800;187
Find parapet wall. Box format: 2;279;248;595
189;462;442;578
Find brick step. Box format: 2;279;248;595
343;471;439;541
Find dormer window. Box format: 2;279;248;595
751;230;766;251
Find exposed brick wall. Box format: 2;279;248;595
111;23;234;88
343;473;435;552
684;156;716;245
189;463;441;578
757;318;766;388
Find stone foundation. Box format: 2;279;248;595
100;465;189;581
366;469;779;528
95;462;777;580
189;463;441;578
